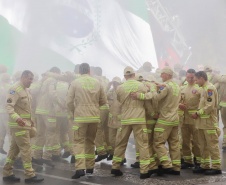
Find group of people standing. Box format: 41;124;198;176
0;62;225;183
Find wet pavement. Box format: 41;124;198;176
0;118;226;185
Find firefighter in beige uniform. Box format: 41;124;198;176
106;77;122;160
154;67;181;174
179;69;202;169
111;67;151;179
3;70;44;183
192;71;222;175
32;68;62;166
131;74;159;173
0;73;11;155
133;67;181;175
67;63;107;179
94;70;110;162
215;75;226;151
55;80;71;158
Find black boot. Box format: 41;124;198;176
140;173;150;179
205;169;222;175
62;151;71;158
193;167;207;173
42;159;55;167
111;169;123;176
72;170;85;179
86;169;94;174
95;154;108;162
3;175;20;182
25;176;44;183
195;163;201;169
149;169;159;176
181;162;194;169
71;156;75;163
120;158;126;166
130;162;140;168
32;158;43;165
168;170;180;175
107;154;113;161
181;158;184;164
0;148;7;155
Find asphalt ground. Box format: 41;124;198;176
0;117;226;185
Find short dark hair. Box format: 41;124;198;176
79;63;90;75
21;70;34;78
94;67;102;76
49;67;61;73
187;69;196;74
195;71;207;81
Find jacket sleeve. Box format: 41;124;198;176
197;88;216;116
6;89;21;121
99;84;107;106
136;84;159;101
154;85;168;101
66;83;75;113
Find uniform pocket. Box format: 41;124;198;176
73;125;79;141
154;128;165;143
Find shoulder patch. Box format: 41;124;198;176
208;90;213;96
192;89;197;94
160;86;165;90
10;90;15;95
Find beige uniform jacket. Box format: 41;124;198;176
196;82;218;129
67;74;107;124
94;75;109;110
0;82;11;114
6;81;33;130
55;81;69;117
30;81;41;114
215;75;226;108
179;83;201;124
116;79;151;125
137;79;180;124
143;81;158;123
206;72;221;85
35;77;59;116
155;79;181;125
107;89;121;128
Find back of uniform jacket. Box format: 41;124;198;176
67;74;107;124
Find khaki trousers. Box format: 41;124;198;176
178;114;184;157
0;113;9;148
56;117;70;153
112;124;150;174
3;129;35;179
108;127;119;155
182;124;201;164
135;123;158;170
154;124;181;171
198;129;221;170
95;109;109;155
221;107;226;147
68;118;75;156
74;122;98;170
32;115;60;160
